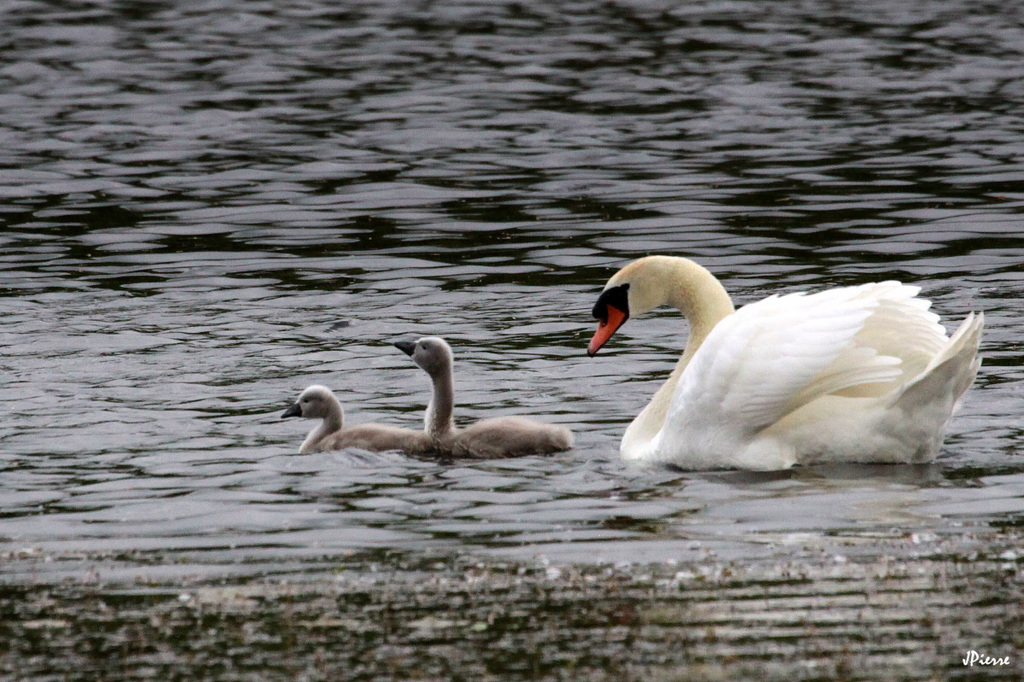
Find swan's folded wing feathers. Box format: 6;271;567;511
789;347;902;405
669;289;904;438
853;297;946;381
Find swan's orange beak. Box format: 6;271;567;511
588;305;627;357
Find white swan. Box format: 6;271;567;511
394;337;574;458
587;256;983;471
282;385;432;455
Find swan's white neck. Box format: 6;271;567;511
301;395;344;454
619;257;735;459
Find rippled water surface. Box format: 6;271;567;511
2;0;1023;587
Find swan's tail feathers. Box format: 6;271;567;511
943;312;984;414
899;311;983;417
926;312;983;373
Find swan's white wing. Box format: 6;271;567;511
845;282;946;382
665;284;918;444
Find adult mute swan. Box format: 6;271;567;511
394;336;574;458
587;256;983;471
282;385;432;455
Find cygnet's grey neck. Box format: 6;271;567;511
301;411;337;454
321;397;344;433
303;405;342;453
425;365;454;438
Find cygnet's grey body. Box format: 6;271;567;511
394;337;573;458
282;385;432;455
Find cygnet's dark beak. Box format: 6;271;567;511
281;403;302;419
394;339;416;357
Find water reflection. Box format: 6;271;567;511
1;0;1022;581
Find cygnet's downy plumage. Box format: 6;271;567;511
394;337;573;458
282;385;432;455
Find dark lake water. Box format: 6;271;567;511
2;0;1023;590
